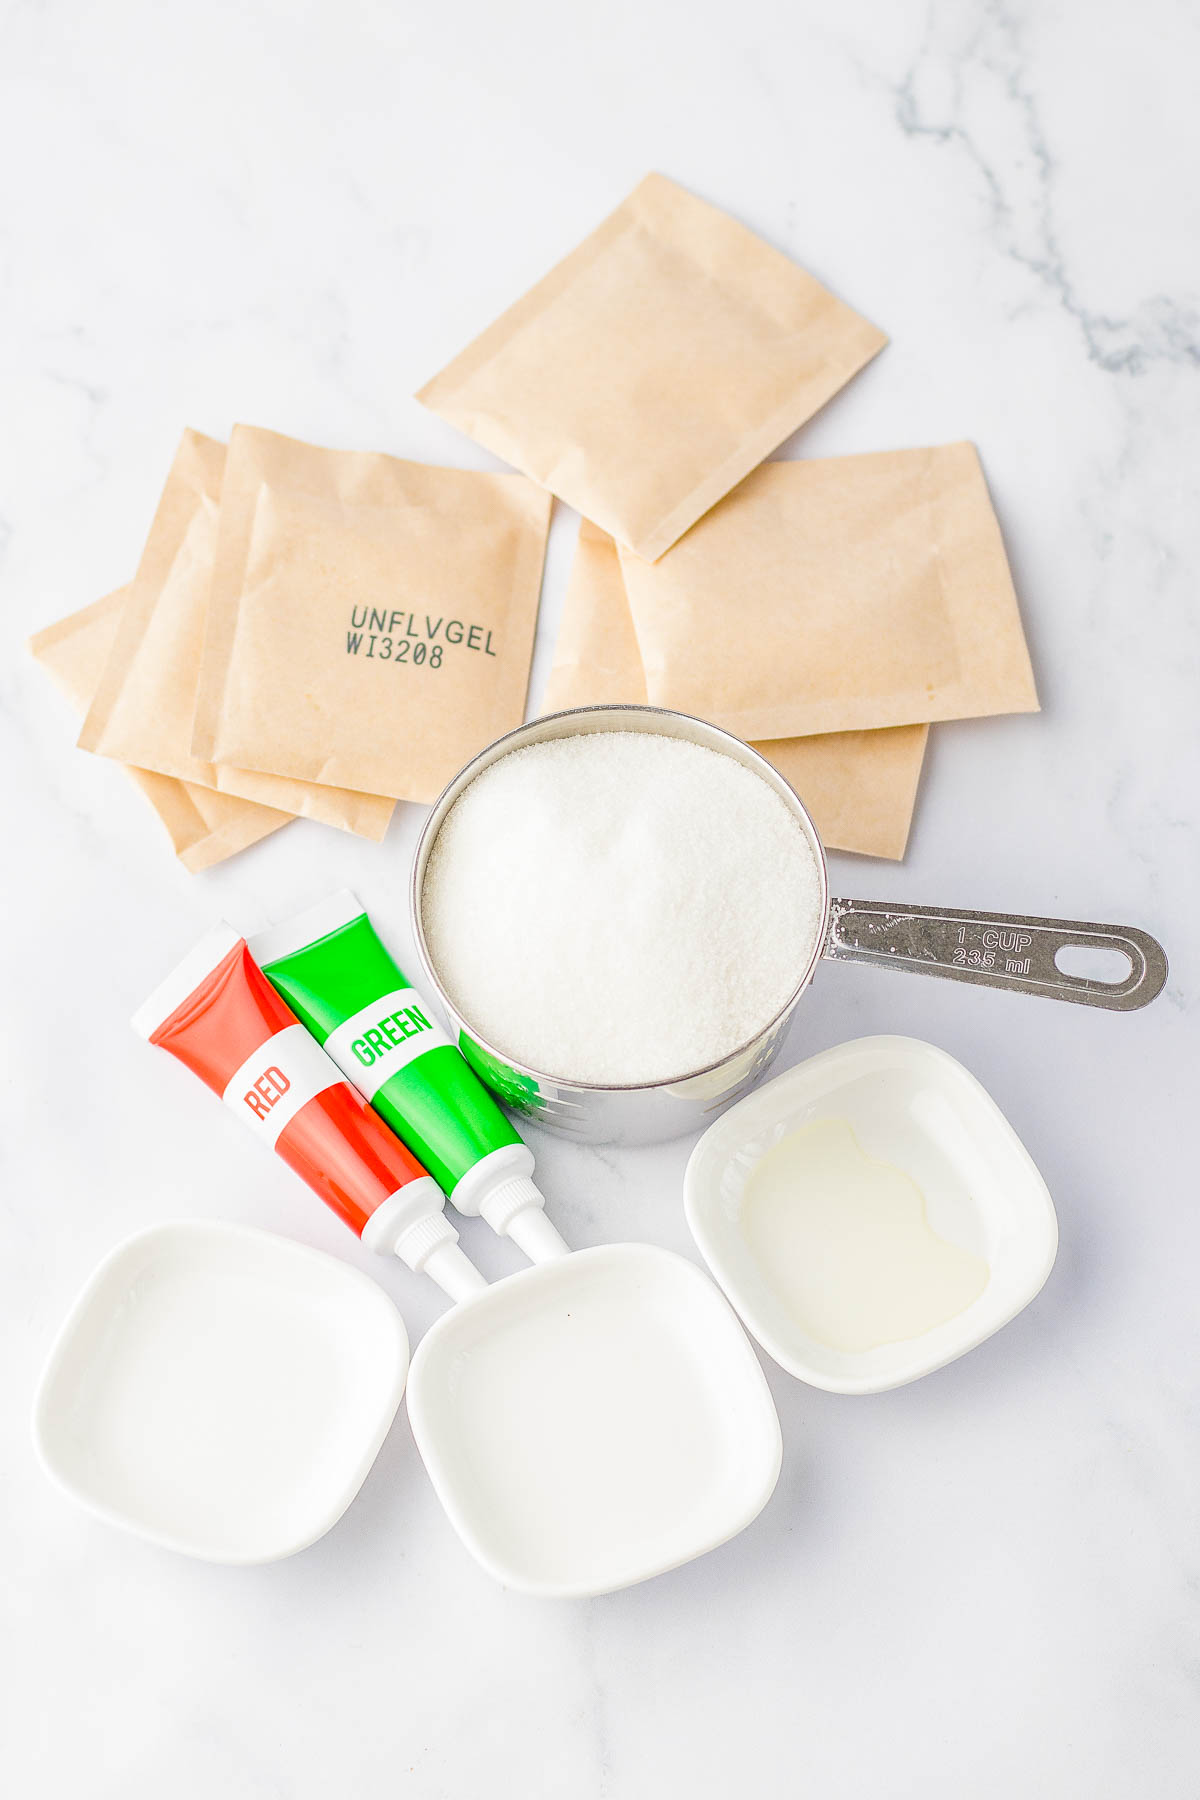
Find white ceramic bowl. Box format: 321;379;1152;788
33;1222;410;1562
684;1036;1058;1394
407;1243;782;1596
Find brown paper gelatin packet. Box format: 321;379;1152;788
192;426;552;803
31;591;291;872
619;443;1039;741
78;431;395;840
418;173;887;562
544;520;928;861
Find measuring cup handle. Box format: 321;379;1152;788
823;900;1168;1012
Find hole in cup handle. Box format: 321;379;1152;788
823;899;1168;1012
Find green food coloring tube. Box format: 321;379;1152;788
251;891;568;1264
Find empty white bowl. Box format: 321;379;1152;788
407;1243;782;1596
33;1221;410;1562
684;1036;1057;1394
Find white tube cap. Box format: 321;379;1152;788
450;1145;569;1264
360;1177;487;1301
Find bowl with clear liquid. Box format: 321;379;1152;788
684;1035;1058;1394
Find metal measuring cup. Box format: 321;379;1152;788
410;706;1168;1147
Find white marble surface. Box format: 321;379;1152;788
3;1;1198;1793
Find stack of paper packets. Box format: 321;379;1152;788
31;173;1037;870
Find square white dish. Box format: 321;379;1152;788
407;1243;782;1597
33;1221;410;1563
684;1036;1057;1394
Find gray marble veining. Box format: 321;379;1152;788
2;1;1197;1795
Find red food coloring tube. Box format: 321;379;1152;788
132;925;485;1300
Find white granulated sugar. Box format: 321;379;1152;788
422;731;824;1086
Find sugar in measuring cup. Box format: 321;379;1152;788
409;705;1169;1146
